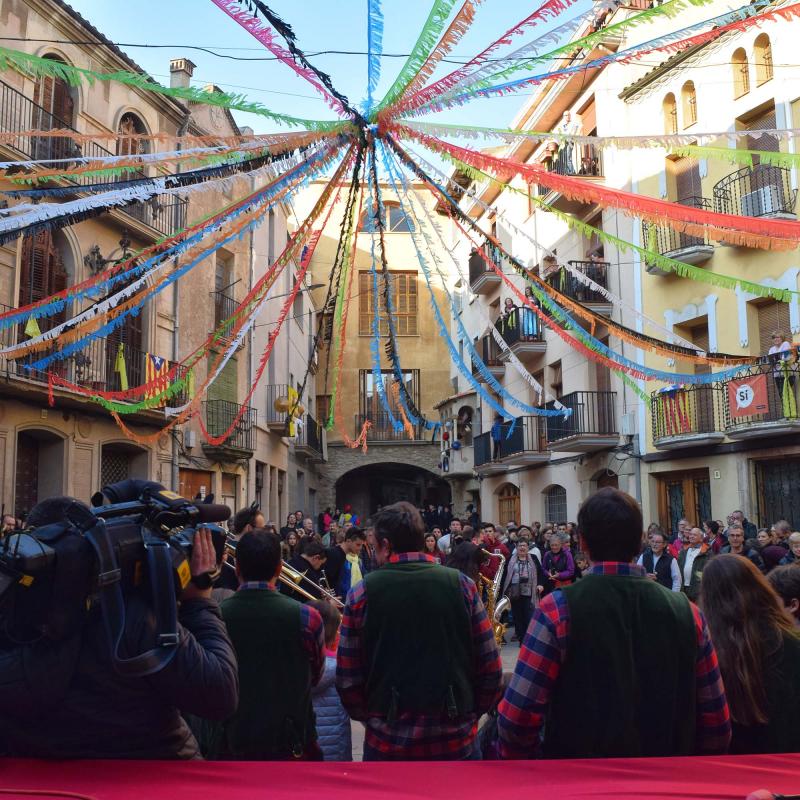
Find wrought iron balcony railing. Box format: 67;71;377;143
202;399;257;454
546;260;610;304
713;165;796;218
651;384;725;442
545;391;618;443
497;306;544;348
548;141;603;179
472;332;504;377
354;412;425;442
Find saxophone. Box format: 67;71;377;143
481;548;508;646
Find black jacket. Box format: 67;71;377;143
0;595;238;759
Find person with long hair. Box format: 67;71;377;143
700;554;800;754
446;542;488;585
281;530;299;562
423;532;442;564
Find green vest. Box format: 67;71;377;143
544;573;697;759
220;589;316;758
364;561;475;720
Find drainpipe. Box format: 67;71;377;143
171;111;191;492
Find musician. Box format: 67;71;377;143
281;541;329;601
217;505;266;591
479;523;510;584
336;501;502;760
219;528;324;760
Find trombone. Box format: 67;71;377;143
223;539;344;608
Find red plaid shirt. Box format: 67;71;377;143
336;552;502;760
496;562;731;759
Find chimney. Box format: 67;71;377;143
240;126;254;137
169;58;196;90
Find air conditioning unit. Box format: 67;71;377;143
184;430;196;449
620;412;636;437
741;185;783;217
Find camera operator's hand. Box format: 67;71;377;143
182;527;217;602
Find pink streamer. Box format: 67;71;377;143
209;0;347;116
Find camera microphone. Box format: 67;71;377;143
194;504;231;524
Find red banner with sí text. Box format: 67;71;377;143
728;373;769;418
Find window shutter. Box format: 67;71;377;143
757;301;791;355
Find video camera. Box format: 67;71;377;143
0;480;230;676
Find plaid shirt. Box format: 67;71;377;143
237;582;325;685
496;562;731;759
336;552;502;760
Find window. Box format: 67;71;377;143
293;277;303;330
755;458;800;527
359;369;420;419
32;56;76;160
549;361;563;399
544;485;567;524
19;231;69;330
755;299;791;357
681;81;697;127
732;48;750;98
359;201;414;233
116;113;149;174
358;270;418;335
662;93;678;134
316;394;332;423
498;483;520;526
754;34;773;85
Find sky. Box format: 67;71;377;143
61;0;591;134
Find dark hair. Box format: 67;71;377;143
26;496;87;528
700;554;796;726
704;520;720;536
372;501;425;553
233;506;261;535
310;599;341;648
423;532;437;553
767;565;800;609
236;528;281;582
344;526;367;542
577;488;643;562
300;540;327;559
446;542;487;584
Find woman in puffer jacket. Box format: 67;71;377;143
310;601;352;761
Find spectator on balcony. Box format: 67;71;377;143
768;330;795;407
521;286;539;339
555;111;582;175
499;297;518;336
491;414;504;461
638;530;681;591
722;525;767;574
767;565;800;629
700;555;800;755
779;532;800;565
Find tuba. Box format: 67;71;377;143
481;548;508;646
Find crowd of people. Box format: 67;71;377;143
1;489;799;765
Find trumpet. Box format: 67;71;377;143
223;538;344;607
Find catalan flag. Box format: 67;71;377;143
144;352;169;405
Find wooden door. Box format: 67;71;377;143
498;484;520;526
178;468;214;501
656;469;712;535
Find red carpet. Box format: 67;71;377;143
0;754;797;799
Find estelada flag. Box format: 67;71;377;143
144;353;169;404
728;373;768;418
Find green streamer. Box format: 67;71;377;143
372;0;459;116
436;151;798;302
0;46;346;132
446;0;712;99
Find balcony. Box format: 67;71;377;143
295;413;326;461
472;332;505;381
497;415;550;467
651;384;725;449
212;290;238;341
0;79;187;239
354;413;426;443
201;399;257;460
497;307;546;361
441;443;475;478
264;383;293;433
724;363;800;440
713;165;797;224
642;197;716;274
546;260;613;315
545;390;618;451
468;245;502;295
539;141;603;212
0;320;188;418
474;431;507;476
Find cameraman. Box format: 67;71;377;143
0;497;239;759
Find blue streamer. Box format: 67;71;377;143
365;0;384;116
20;147;344;371
415;0;773;113
380;141;565;420
2;144;339;332
406;143;747;386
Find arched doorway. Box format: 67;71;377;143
335;463;450;520
15;429;65;520
596;470;619;490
